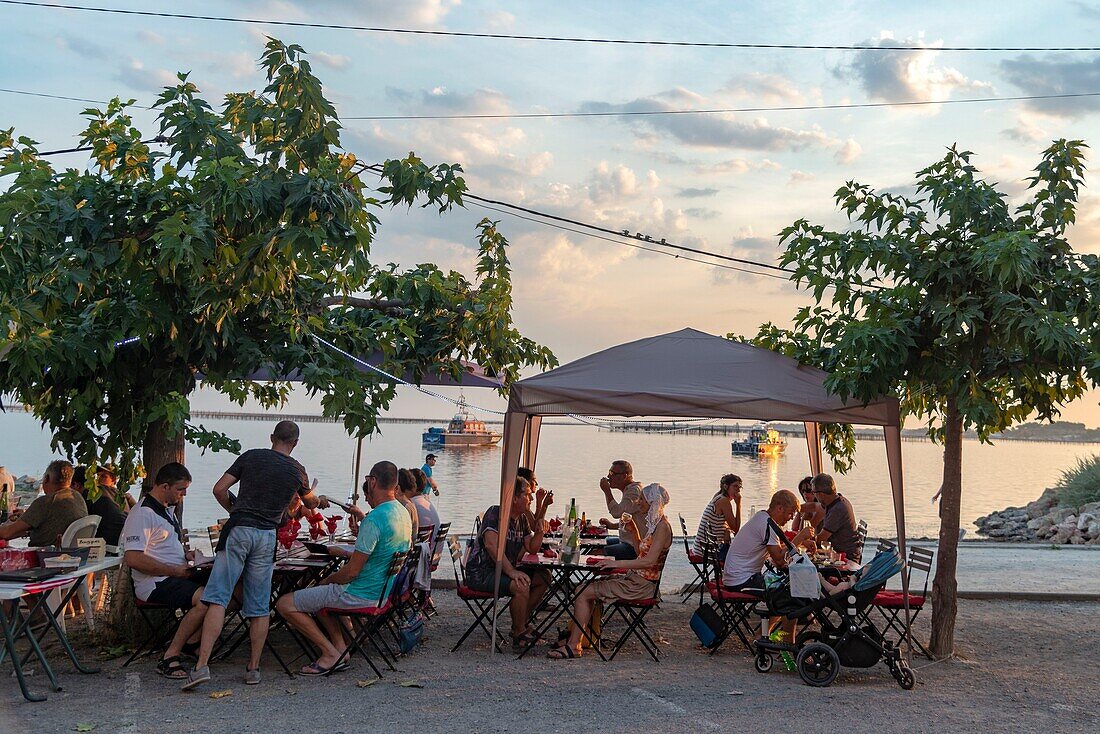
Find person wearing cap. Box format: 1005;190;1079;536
97;464;137;511
421;454;440;496
73;465;127;547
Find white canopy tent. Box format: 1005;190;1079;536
492;328;912;651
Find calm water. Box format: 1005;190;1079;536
3;411;1097;541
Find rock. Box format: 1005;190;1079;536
1027;516;1053;531
1080;502;1100;516
1077;513;1096;531
1086;521;1100;539
983;518;1006;530
1051;527;1075;545
1051;508;1076;524
1069;534;1085;545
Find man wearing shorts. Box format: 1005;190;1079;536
122;462;208;679
183;421;320;690
275;460;411;675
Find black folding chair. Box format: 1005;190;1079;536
700;537;758;654
677;514;707;603
323;551;408;678
447;535;505;652
123;569;186;667
872;546;935;659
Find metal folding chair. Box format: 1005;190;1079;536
447;535;505;652
323;551;409;678
872;546;935;659
678;514;707;603
701;537;759;653
122;569;186;667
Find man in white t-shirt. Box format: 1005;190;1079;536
722;489;814;593
121;462;209;679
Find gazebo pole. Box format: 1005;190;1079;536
884;425;913;656
351;435;364;504
803;421;823;475
490;411;528;653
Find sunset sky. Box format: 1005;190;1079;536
3;1;1099;425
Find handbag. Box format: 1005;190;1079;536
690;603;727;649
788;553;821;599
398;611;426;653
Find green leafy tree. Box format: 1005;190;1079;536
0;38;555;500
747;141;1100;657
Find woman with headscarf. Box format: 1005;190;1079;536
548;482;672;659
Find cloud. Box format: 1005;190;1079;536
314;51;352;70
710;231;784;285
722;72;814;104
585;162;658;203
482;10;516;30
244;0;460;27
1073;1;1100;20
788;170;815;185
678;187;720;198
578;87;839;151
137;30;166;46
115;59;178;94
694;158;782;175
684;207;721;220
54;35;109;60
836;33;993;105
1001;112;1048;141
834;138;862;164
385;86;511;116
1000;54;1100;117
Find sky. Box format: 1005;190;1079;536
2;0;1100;425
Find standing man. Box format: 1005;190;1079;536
0;460;86;546
122;462;212;679
597;460;645;560
183;421;322;690
276;461;412;675
421;454;440;496
811;473;862;562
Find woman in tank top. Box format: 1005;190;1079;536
691;474;743;558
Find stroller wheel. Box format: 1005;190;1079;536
753;653;773;673
895;665;915;690
796;643;840;687
795;629;821;648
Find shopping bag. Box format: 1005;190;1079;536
690;603;727;648
788;553;821;600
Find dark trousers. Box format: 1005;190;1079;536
604;538;637;560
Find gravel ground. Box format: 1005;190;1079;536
5;595;1097;734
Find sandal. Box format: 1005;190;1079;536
298;661;332;677
156;655;190;679
511;630;541;648
546;645;581;660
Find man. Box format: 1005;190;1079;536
464;475;551;647
73;466;127;547
183;421;321;690
0;464;15;520
275;461;411;675
0;460;86;546
723;490;815;644
421;454;440;496
96;464;136;510
812;473;862;562
122;463;211;678
598;460;645;560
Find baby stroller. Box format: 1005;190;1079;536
753;546;916;689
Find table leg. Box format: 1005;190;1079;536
0;601;47;702
18;583;100;675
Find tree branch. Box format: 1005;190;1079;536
319;295;409;310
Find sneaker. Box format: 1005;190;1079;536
181;665;210;691
244;668;261;685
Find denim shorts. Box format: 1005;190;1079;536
201;526;277;618
291;583;375;614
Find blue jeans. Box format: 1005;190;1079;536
201;526;277;618
604;538;637;560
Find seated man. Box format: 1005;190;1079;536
722;490;813;594
275;461;412;676
0;460;87;546
73;465;127;548
463;475;551;648
812;473;862;562
121;462;210;679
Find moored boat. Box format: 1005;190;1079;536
731;423;787;456
422;397;502;447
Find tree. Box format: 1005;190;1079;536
747;141;1100;657
0;38;556;498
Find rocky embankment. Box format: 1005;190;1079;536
976;488;1100;544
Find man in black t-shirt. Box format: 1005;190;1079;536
812;473;862;563
183;421;322;691
73;465;127;547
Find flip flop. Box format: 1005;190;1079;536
546;645;581;660
331;660;350;673
156;655;189;679
298;661;333;677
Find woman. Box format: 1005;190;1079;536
548;483;672;659
792;476;823;533
691;474;742;559
396;469;420;541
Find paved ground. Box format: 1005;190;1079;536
4;593;1096;733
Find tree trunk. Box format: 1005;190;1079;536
930;397;964;659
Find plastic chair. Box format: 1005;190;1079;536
52;515;101;631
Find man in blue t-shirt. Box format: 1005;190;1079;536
275;460;411;675
421;454;439;496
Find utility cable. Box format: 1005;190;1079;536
4;1;1099;52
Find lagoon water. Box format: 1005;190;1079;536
3;410;1097;541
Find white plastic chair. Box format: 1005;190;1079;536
52;515;101;631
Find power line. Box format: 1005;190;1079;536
8;86;1100;126
345;92;1100;120
4;1;1099;52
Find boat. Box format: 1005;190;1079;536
731;423;787;456
422;396;502;447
